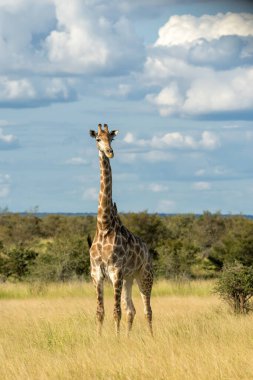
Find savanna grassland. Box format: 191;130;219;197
1;280;253;380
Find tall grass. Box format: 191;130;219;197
0;281;253;379
0;279;214;300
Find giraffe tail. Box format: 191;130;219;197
87;234;92;249
149;248;159;260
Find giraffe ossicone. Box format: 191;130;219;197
89;123;153;336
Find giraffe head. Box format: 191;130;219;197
90;124;118;159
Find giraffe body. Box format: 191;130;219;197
89;124;153;336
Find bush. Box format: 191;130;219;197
215;263;253;314
31;236;90;282
0;246;38;281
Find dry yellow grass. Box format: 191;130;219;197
0;281;253;380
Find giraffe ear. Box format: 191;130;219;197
89;130;97;138
110;130;119;138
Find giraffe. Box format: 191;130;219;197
89;123;153;336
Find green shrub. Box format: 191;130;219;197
215;263;253;314
31;236;90;282
0;246;38;281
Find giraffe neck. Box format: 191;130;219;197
97;151;113;232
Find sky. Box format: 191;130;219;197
0;0;253;214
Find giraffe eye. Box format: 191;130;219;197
96;138;101;142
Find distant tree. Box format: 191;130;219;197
0;246;38;281
194;212;227;255
120;211;167;250
215;263;253;314
157;238;200;279
32;236;90;282
210;221;253;268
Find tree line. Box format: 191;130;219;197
0;211;253;282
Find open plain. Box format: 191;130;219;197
0;280;253;380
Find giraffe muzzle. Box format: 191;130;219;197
106;149;114;158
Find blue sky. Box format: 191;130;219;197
0;0;253;214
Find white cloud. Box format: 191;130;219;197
183;67;253;115
0;76;77;106
146;64;253;116
0;77;35;101
155;13;253;47
0;128;16;143
193;181;211;190
0;5;252;117
151;132;196;148
145;12;253;117
146;82;184;116
0;128;18;149
0;0;143;76
195;165;231;179
0;0;144;107
123;132;134;143
200;131;220;150
44;1;108;74
124;131;220;151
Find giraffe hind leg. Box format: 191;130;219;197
122;278;136;336
136;265;153;336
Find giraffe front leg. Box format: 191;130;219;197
109;268;123;336
91;266;105;336
96;279;104;335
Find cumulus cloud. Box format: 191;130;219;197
0;0;144;107
145;12;253;118
0;128;19;149
1;3;253;117
45;1;144;75
124;131;220;150
0;76;77;107
0;0;144;76
183;67;253;115
155;13;253;46
147;66;253;116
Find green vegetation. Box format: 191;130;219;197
1;211;253;378
215;263;253;314
0;211;253;282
